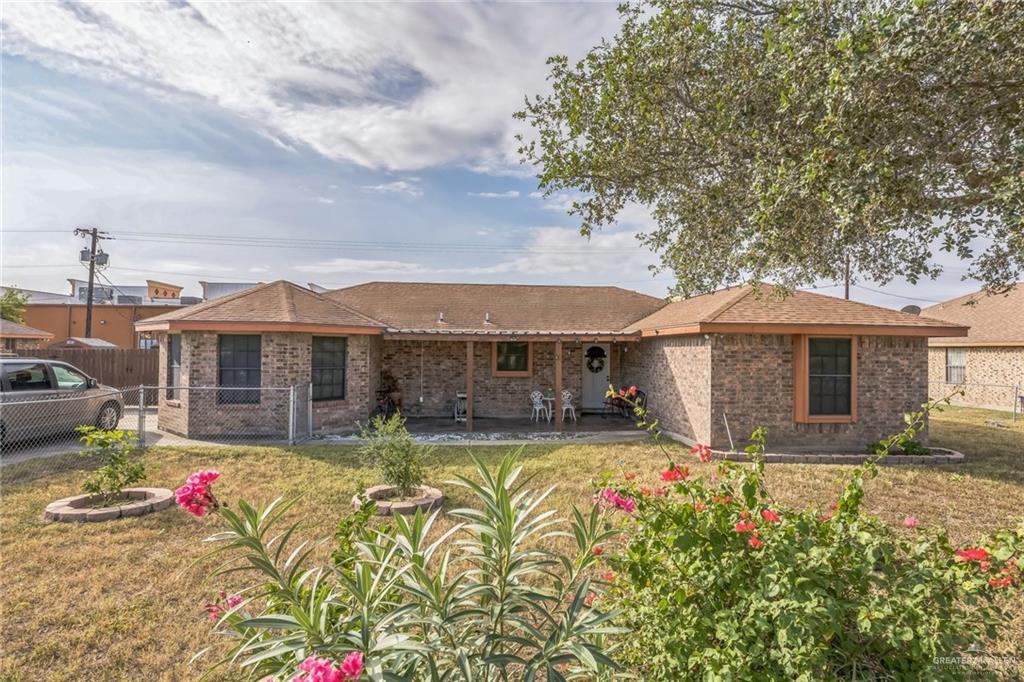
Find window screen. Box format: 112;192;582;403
808;338;852;416
495;342;529;373
312;336;346;401
218;335;261;404
945;348;966;384
168;334;181;400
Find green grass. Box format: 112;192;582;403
1;407;1022;680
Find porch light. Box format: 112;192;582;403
438;312;446;323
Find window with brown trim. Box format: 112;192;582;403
793;335;858;423
492;342;532;377
945;348;966;384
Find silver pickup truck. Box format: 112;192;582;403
0;357;124;447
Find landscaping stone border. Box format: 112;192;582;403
44;488;174;523
354;484;445;516
713;447;964;465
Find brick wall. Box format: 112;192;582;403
710;335;928;451
619;336;712;443
928;346;1024;412
155;331;379;437
381;339;589;419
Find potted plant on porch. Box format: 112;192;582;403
352;413;444;515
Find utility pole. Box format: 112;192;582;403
74;227;110;337
843;255;851;300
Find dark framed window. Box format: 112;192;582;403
808;338;852;416
493;342;531;376
312;336;346;401
167;334;181;400
945;348;967;384
218;335;261;404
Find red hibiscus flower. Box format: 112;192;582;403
956;547;990;562
690;443;714;463
660;465;689;482
734;520;756;533
761;509;781;524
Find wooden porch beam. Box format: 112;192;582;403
465;340;474;432
554;339;563;431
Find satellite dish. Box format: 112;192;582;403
900;305;921;315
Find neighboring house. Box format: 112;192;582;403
200;281;261;301
0;319;54;352
49;337;120;349
0;286;77;305
923;284;1024;412
135;281;966;449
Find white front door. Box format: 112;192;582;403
581;344;610;410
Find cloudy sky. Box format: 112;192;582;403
1;1;979;307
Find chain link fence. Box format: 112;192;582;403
1;384;314;482
928;380;1022;421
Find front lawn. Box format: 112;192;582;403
1;407;1022;680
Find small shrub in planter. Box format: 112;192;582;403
358;413;427;497
76;426;145;506
598;389;1024;680
179;451;622;680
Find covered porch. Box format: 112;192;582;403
378;332;643;432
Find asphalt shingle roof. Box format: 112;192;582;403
922;284;1024;346
0;319;54;339
324;281;666;334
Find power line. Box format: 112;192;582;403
851;284;942;304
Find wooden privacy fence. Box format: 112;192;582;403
15;348;158;389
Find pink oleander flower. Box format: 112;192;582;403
761;509;781;524
584;591;597;607
591;546;604;556
339;651;364;680
176;469;221;517
204;602;223;622
624;471;637;481
734;520;756;533
903;516;919;529
293;656;342;682
627;385;638;397
225;594;243;609
748;535;764;549
690;443;714;463
693;501;707;512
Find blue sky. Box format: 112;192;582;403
0;2;980;307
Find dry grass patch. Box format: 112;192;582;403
1;407;1021;680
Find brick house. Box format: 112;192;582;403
923;284;1024;413
135;280;967;449
0;319;54;352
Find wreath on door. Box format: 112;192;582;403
585;346;607;374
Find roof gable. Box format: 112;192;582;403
136;281;384;332
627;284;967;336
0;319;54;339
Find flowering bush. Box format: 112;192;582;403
181;450;622;680
597;389;1024;679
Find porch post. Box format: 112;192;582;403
466;340;474;432
554;339;563;431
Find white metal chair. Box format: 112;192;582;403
561;390;577;422
529;390;549;422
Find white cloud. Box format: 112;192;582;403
360;179;423;198
314;196;335;204
2;3;624;172
468;190;520;198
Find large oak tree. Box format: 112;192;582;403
517;0;1023;296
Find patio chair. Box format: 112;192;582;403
529;390;550;422
454;392;467;423
561;390;577;422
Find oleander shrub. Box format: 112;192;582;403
597;390;1023;680
179;450;623;680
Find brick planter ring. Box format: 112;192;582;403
44;488;174;523
712;446;965;466
354;485;444;516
